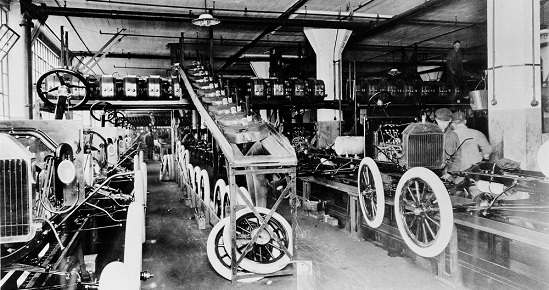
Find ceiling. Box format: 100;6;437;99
27;0;548;79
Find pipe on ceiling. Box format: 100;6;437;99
31;4;374;30
291;9;393;20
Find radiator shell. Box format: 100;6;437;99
0;134;36;243
401;122;445;169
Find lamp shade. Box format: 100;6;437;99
192;13;220;27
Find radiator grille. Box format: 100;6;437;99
407;134;444;169
1;159;31;239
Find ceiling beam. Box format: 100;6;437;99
31;3;373;30
219;0;311;72
347;0;451;45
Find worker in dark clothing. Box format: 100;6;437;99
446;40;464;102
144;129;155;160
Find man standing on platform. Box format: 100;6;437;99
446;40;464;101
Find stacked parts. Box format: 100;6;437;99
184;64;269;144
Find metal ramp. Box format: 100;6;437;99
177;64;298;283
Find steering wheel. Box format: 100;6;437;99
36;69;90;109
368;91;392;106
90;101;116;123
113;111;131;127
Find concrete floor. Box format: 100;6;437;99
141;161;469;290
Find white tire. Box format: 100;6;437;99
194;166;202;198
223;207;292;274
213;179;226;216
99;262;130;290
200;169;211;204
206;217;263;282
221;185;230;219
358;157;385;228
188;163;196;192
394;167;454;258
123;202;143;289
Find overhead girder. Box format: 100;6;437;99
347;0;452;45
29;3;374;30
219;0;311;71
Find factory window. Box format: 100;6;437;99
32;38;59;120
0;8;8;120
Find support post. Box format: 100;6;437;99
21;13;33;119
304;28;352;147
487;0;542;170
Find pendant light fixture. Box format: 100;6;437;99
192;0;220;27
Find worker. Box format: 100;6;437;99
446;40;464;101
450;111;492;171
434;108;462;177
144;128;155;161
450;111;492;199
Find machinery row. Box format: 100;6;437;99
36;68;329;104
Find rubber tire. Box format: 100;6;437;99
98;261;130;290
237;186;252;206
394;167;454;258
358;157;385;228
221;186;230;219
194;166;202;199
200;169;211;204
223;207;292;274
187;163;195;190
123;202;143;289
213;179;226;216
206;217;264;282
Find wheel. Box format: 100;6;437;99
206;217;263;282
221;185;230;219
169;154;175;180
113;111;128;126
194;166;202;198
123;202;143;289
223;207;292;274
99;261;130;290
358;157;385;228
36;68;90;109
182;150;190;184
394;167;454;257
213;179;226;216
90;101;116;122
200;169;211;205
220;186;252;217
237;187;252;206
183;149;190;170
187;163;195;188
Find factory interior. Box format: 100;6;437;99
1;0;549;289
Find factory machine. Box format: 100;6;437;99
1;69;151;289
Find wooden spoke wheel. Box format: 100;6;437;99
200;169;210;204
213;179;226;216
358;157;385;228
394;167;454;257
223;207;292;274
206;217;263;282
